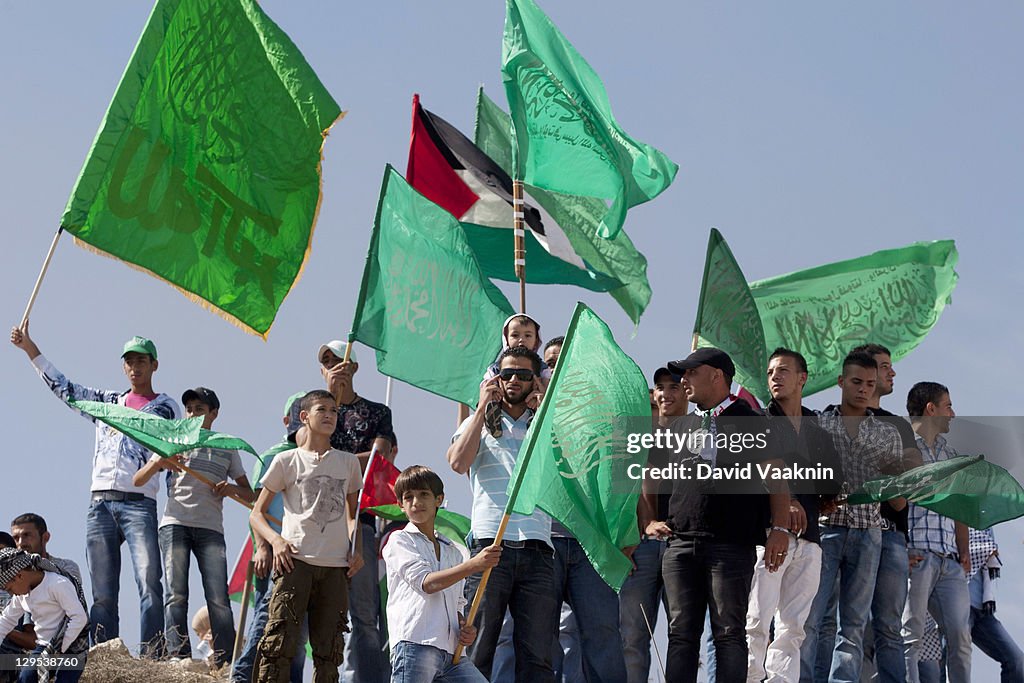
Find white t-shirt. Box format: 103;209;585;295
0;572;88;652
260;447;361;568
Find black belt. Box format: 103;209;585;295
92;490;147;502
473;538;550;551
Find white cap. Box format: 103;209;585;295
318;340;357;364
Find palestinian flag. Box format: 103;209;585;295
407;94;620;292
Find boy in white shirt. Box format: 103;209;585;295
249;390;364;683
0;548;89;683
383;465;501;683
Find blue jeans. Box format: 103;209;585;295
903;552;971;683
463;541;558;682
661;537;754;683
551;537;626;683
970;607;1024;683
85;497;163;653
158;525;235;667
231;571;308;683
343;521;389;683
799;525;881;683
390;641;488;683
619;538;668;683
871;529;908;683
552;604;581;683
490;611;514;683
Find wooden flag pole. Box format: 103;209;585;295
230;560;255;667
452;512;512;664
20;227;64;328
173;460;281;526
513;180;526;313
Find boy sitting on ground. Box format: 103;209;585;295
0;548;89;683
249;389;364;683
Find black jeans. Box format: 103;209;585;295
662;536;755;683
464;541;558;683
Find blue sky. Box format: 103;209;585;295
1;2;1021;679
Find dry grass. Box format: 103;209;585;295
80;639;228;683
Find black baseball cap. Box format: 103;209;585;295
652;367;681;383
181;387;220;411
667;348;735;379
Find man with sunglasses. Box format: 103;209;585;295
448;346;556;682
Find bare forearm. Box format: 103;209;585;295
249;508;282;546
447;411;485;475
955;521;969;558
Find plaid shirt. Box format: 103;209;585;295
819;406;902;529
908;433;959;556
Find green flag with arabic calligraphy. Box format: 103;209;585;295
61;0;342;337
348;166;515;406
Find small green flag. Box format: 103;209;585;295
693;229;767;395
349;166;515;406
61;0;342;337
475;88;652;324
694;231;958;404
848;456;1024;529
501;0;678;239
69;400;258;458
368;505;472;548
507;303;648;590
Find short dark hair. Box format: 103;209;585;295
768;347;808;374
851;343;892;359
300;389;336;413
842;351;878;375
544;336;564;352
394;465;445;502
906;381;949;418
11;513;46;535
0;532;15;549
498;346;543;374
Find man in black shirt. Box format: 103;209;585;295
658;348;792;683
745;348;842;683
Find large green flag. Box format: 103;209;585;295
69;400;258;458
751;240;959;401
349;166;515;406
507;303;648;590
474;88;652;324
694;231;958;403
501;0;678;239
693;229;767;395
61;0;342;337
848;455;1024;529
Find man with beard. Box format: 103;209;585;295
448;346;555;682
659;348;792;683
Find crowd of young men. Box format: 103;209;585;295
6;315;1024;683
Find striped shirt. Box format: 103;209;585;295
454;410;551;545
908;433;959;556
819;406;902;529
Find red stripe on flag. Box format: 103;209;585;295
361;456;401;511
228;535;253;599
407;93;478;219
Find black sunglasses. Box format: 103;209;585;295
498;368;535;382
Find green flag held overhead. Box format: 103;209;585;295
349;166;515;407
848;456;1024;529
507;303;649;590
750;240;958;400
61;0;342;337
501;0;678;239
693;229;767;395
475;89;652;324
694;231;958;404
69;400;258;459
